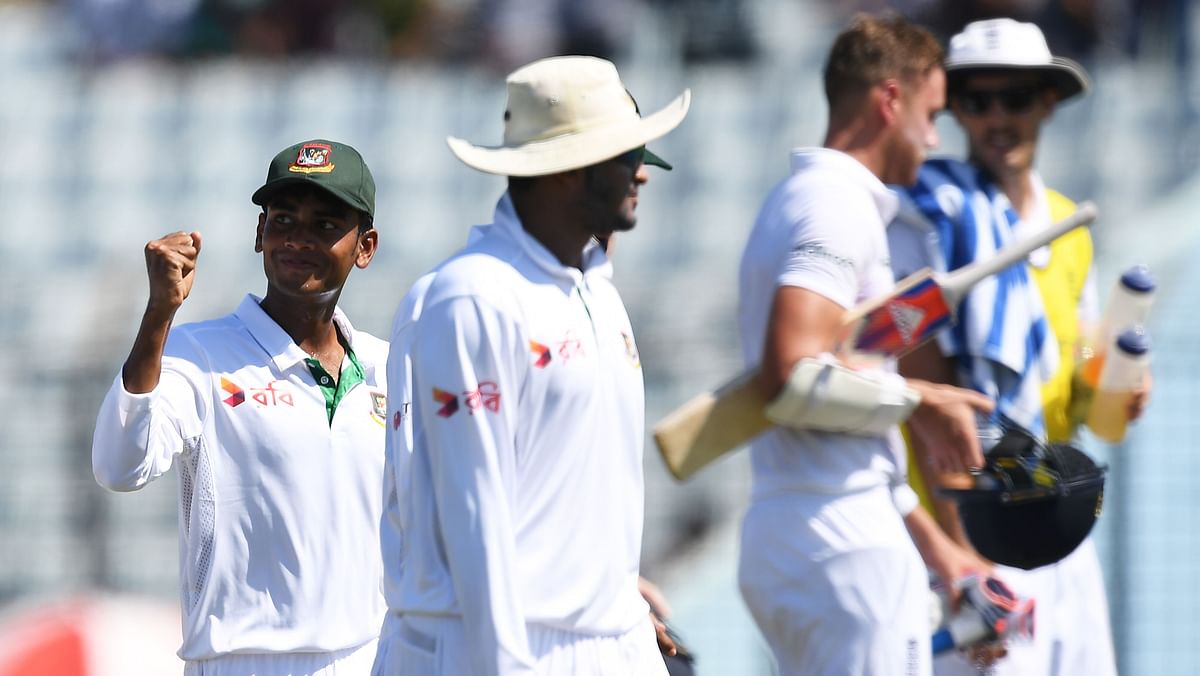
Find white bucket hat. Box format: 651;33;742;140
447;55;691;177
946;18;1090;102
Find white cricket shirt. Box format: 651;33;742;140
388;194;650;675
738;148;913;501
380;226;489;617
92;295;388;660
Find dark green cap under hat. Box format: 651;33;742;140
251;139;376;218
626;91;672;171
643;148;672;171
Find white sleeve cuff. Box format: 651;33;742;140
116;373;158;410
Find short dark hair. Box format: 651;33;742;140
823;14;944;114
356;212;374;233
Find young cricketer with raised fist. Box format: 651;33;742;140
92;139;388;675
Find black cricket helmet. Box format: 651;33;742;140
939;424;1107;570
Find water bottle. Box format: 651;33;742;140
1086;327;1151;443
1080;265;1156;388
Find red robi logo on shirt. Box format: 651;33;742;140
433;382;502;418
555;330;585;362
464;381;501;414
433;388;459;417
221;377;294;408
530;340;551;368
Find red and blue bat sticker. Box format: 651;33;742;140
851;277;951;355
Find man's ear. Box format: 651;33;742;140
355;228;379;269
1040;90;1059;119
878;79;902;125
255;212;265;253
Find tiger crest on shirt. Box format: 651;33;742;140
370;391;387;425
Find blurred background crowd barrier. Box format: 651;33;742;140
1;0;1199;673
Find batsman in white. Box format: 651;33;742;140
735;15;998;675
370;56;688;675
890;19;1150;676
91;139;388;675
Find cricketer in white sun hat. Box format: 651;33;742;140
447;55;691;177
946;18;1091;102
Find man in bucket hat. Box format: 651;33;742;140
372;56;688;675
889;17;1149;675
92;139;389;674
734;13;997;676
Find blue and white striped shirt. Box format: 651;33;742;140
889;158;1058;435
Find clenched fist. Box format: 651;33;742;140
144;231;203;314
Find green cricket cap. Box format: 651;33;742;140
251;139;376;218
643;148;672;171
625;90;672;171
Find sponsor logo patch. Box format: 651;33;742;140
433;383;503;418
790;243;852;269
221;377;245;407
289;143;336;174
433;387;459;418
463;381;501;414
555;330;585;362
221;377;294;408
392;402;410;430
530;340;551;368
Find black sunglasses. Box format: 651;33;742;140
613;145;646;170
954;87;1043;115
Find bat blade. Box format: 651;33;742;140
655;201;1098;481
653;371;770;481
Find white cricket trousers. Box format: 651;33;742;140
932;537;1116;676
739;485;932;676
182;639;377;676
370;612;667;675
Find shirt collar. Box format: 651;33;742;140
233;294;357;372
1018;170;1053;268
789;147;901;223
492;193;613;284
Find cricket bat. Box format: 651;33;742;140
655;201;1098;481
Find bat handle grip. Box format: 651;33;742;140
931;628;957;655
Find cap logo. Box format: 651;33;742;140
289;143;335;174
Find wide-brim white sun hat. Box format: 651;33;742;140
945;18;1090;102
448;55;691;177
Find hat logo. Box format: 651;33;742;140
289;143;336;174
985;26;1000;48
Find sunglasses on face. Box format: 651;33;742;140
954;87;1043;115
613;145;645;171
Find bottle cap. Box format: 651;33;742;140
1119;265;1155;294
1116;327;1151;355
